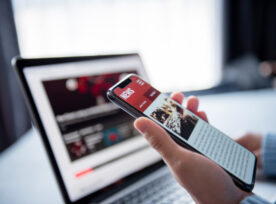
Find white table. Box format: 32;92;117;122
1;89;276;203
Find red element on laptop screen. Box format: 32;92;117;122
114;75;160;112
75;168;94;178
109;133;118;141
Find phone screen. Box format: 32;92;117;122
113;75;255;185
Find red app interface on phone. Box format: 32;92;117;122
114;75;160;112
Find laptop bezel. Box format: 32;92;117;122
13;54;164;203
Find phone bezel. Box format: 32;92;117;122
107;74;257;192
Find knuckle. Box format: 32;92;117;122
243;134;253;141
244;132;253;137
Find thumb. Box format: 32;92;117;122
134;117;184;165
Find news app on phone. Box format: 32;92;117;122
113;75;255;185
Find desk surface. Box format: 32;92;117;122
1;89;276;204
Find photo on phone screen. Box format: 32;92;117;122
108;74;256;191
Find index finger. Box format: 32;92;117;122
170;92;184;105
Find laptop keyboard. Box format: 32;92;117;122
112;173;194;204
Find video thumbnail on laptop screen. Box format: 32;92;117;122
42;72;138;161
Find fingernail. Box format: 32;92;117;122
134;118;148;134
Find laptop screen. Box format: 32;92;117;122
22;55;160;202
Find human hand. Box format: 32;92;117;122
236;133;263;168
134;92;251;204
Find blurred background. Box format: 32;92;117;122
0;0;276;152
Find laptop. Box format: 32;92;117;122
13;53;193;203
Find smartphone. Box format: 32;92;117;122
107;74;257;192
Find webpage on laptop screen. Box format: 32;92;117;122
23;58;160;201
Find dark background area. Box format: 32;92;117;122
224;0;276;63
0;0;31;152
0;0;276;152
